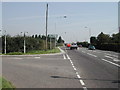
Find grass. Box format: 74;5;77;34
0;77;15;89
27;48;61;54
4;47;61;55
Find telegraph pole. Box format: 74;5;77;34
45;3;48;50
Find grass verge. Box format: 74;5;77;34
27;47;61;54
4;47;61;55
0;77;15;89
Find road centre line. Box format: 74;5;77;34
87;53;97;57
102;59;120;67
66;54;70;59
66;54;87;89
83;87;88;90
80;80;85;86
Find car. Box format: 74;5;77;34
78;45;82;47
70;43;78;50
88;45;95;50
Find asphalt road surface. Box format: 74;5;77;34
2;47;120;89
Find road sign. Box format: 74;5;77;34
48;34;58;38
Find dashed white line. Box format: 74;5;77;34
63;54;66;59
77;74;81;79
83;87;88;90
73;67;77;71
102;59;120;67
66;54;70;59
34;57;40;59
87;53;97;57
80;80;85;86
66;54;87;89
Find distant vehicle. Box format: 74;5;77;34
70;43;78;50
88;45;95;50
78;45;82;47
66;43;71;47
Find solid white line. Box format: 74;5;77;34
87;53;97;57
66;54;70;59
63;54;66;59
102;59;120;67
80;80;85;86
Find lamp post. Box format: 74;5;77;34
45;3;48;51
54;15;67;47
85;27;91;43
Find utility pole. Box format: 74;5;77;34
24;32;26;53
4;30;6;54
21;32;28;53
45;3;48;50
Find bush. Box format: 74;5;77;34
95;43;120;52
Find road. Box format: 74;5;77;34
2;47;120;89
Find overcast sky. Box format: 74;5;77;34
2;2;118;43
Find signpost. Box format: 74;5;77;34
48;34;58;49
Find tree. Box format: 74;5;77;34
90;36;97;45
97;32;110;44
57;36;63;43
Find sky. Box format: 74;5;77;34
1;2;118;43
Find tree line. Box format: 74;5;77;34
77;32;120;52
1;34;64;53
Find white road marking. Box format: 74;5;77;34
34;57;40;59
63;54;66;59
87;53;97;57
73;67;77;71
82;51;86;53
77;74;81;79
83;87;88;90
12;58;23;59
102;59;120;67
66;54;87;89
113;59;120;62
105;55;120;62
66;54;70;59
105;53;118;58
80;80;85;86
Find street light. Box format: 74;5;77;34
21;32;28;53
85;27;91;43
54;15;67;47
